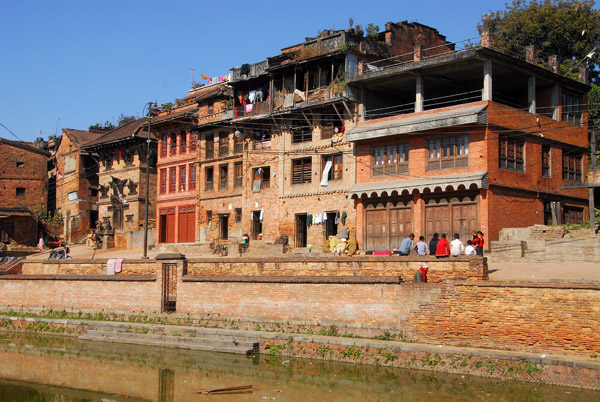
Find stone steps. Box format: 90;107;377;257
79;326;260;355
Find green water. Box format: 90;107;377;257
0;333;597;401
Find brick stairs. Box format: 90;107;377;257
79;322;260;355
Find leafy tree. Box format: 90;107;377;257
479;0;600;83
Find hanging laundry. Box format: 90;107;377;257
249;90;256;103
201;74;211;83
307;214;313;226
341;211;347;225
335;211;340;225
259;208;264;222
320;160;332;186
322;213;327;221
246;104;253;113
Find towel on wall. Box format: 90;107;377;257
115;258;123;273
107;259;116;275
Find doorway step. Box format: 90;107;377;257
79;322;260;355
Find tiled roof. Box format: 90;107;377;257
82;118;153;148
0;137;50;156
62;129;102;147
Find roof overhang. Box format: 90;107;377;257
346;104;488;142
349;171;488;199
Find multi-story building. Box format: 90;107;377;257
209;21;453;248
53;129;101;243
153;82;232;244
346;31;590;250
0;138;50;245
82;119;157;248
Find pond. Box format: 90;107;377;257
0;333;597;401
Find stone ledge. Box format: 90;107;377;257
183;275;402;284
0;275;156;282
451;280;600;290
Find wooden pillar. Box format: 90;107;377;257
356;198;364;250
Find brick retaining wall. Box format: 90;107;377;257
2;257;598;357
187;256;487;282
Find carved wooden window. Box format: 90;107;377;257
499;135;524;172
292;157;312;184
428;135;469;171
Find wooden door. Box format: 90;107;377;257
452;203;478;241
177;206;195;243
389;207;412;249
295;214;307;248
365;209;387;250
425;205;450;238
166;208;176;243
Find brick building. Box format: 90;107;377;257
346;40;590;250
201;21;454;248
53;129;102;243
0;138;50;245
82;119;157;249
153;82;232;244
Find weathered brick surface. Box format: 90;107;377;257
186;256;487;282
21;259;156;276
2;257;598;357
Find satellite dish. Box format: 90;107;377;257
234;130;242;138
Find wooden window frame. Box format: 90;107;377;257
170;133;177;155
235;207;242;223
371;143;409;176
179;165;187;192
189;132;197;151
219;163;228;191
428;135;469;171
179;132;187;154
292;157;312;185
499;135;524;173
189;164;196;190
322;153;343;181
234;161;243;188
561;92;582;126
219;132;229;157
253;166;270;188
562;153;582;182
205;134;214;159
292;121;312;143
169;167;177;193
205;166;213;192
542;145;551;178
160;135;167;157
159;168;167;194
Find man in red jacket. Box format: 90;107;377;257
435;233;450;258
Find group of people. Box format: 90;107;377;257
399;231;485;258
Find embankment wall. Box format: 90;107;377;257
1;256;598;357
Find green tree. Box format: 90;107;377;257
589;83;600;163
479;0;600;83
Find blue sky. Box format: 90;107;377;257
2;0;517;142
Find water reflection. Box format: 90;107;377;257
0;333;597;401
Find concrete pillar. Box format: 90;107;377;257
415;75;424;113
482;61;492;101
358;87;366;122
528;75;536;114
551;84;559;121
414;44;423;62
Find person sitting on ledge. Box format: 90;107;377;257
398;233;414;256
413;263;428;283
435;233;450;258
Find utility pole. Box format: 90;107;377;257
143;101;159;259
190;68;195;87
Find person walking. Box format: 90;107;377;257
450;233;464;256
435;233;450;258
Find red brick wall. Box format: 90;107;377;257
0;141;48;213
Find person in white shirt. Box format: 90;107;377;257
465;239;476;256
450;233;465;256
